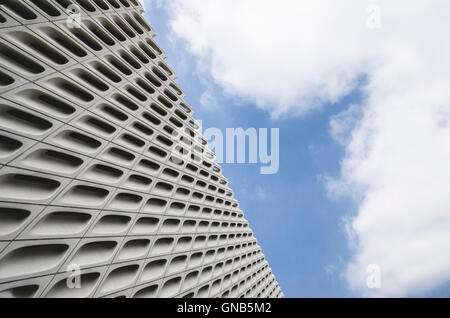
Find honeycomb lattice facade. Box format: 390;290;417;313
0;0;282;298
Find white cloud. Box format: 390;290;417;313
160;0;450;296
338;68;450;296
164;0;374;118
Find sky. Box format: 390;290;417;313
140;0;450;297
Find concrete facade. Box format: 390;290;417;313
0;0;282;298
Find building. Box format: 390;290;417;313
0;0;282;298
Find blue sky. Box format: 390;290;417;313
143;6;356;297
142;1;450;297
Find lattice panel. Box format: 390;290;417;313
0;0;283;298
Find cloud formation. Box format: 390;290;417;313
153;0;450;296
164;0;375;118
